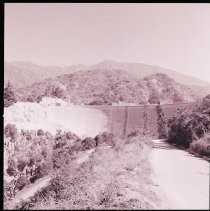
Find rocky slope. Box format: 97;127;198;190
4;98;107;137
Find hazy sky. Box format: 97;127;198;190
5;3;210;81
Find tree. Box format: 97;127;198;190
52;86;65;98
172;93;183;103
143;105;150;135
4;124;18;142
36;95;43;103
148;91;161;104
167;99;210;148
156;102;168;139
4;81;17;107
201;94;210;114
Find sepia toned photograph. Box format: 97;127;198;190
4;3;210;210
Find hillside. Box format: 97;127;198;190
91;60;210;88
4;61;68;88
16;69;198;105
5;60;210;89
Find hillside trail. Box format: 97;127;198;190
7;149;96;209
149;139;209;209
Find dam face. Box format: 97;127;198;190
4;101;194;138
84;102;193;137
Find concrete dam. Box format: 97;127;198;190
84;102;193;137
5;101;193;138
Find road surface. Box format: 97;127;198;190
150;139;209;209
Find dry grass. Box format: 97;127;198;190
18;134;159;210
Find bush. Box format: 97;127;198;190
4;81;17;107
94;134;105;146
17;160;27;172
201;94;210;110
148;91;161;104
15;176;29;191
53;86;65;98
189;135;210;158
71;140;83;153
127;129;142;138
167;95;210;148
37;129;45;136
4;124;18;142
95;132;116;147
65;131;80;142
26;95;37;102
6;163;17;177
89;100;105;105
172;93;183;103
37;95;43;103
82;137;96;150
168;109;209;147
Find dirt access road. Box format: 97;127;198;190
150;139;209;209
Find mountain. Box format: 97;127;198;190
5;60;210;90
91;60;210;88
143;73;197;104
4;61;67;88
16;69;198;105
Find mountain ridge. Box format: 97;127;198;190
15;69;200;105
4;60;210;90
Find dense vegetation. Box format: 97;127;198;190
13;133;155;210
156;95;210;157
15;70;197;105
4;124;155;209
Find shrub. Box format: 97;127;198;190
89;100;105;105
26;95;37;102
71;140;83;153
127;129;142;138
37;129;45;136
17;160;27;172
201;94;210;110
52;86;65;98
82;137;96;150
172;93;183;103
167;97;210;148
15;176;29;191
4;124;18;142
189;135;210;158
37;95;43;103
148;91;161;104
4;81;17;107
95;132;116;147
6;163;17;177
94;134;105;146
65;131;80;142
52;148;71;169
